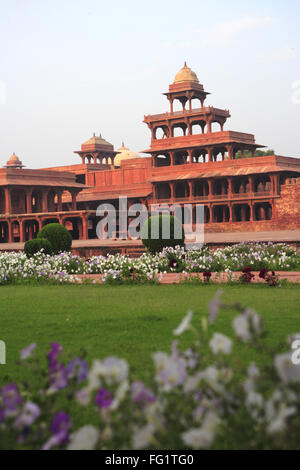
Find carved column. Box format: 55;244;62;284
4;188;11;214
25;189;32;214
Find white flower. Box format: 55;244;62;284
173;310;193;336
233;315;251;342
181;412;220;449
209;333;232;355
133;423;155;449
67;425;99;450
274;352;300;383
267;405;296;435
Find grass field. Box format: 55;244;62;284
1;284;300;387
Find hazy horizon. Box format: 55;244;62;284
0;0;299;168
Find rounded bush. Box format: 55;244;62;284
141;214;185;254
24;238;53;258
37;223;72;254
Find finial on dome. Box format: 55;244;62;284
93;132;95;137
184;61;187;67
122;141;124;147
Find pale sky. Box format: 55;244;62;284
0;0;299;168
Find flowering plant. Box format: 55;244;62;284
1;293;300;450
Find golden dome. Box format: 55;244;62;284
114;142;139;167
174;62;199;84
5;152;24;168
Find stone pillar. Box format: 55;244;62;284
71;191;77;211
19;220;25;243
82;216;89;240
188;181;193;201
188;149;193;164
42;191;48;213
170;183;174;202
208;180;212;196
208;149;213;162
170;152;175;167
57;190;63;212
250;203;254;221
25;190;32;214
7;221;13;243
4;188;11;214
227;145;234;160
229;204;233;222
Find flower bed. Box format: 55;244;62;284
1;292;300;450
0;242;300;286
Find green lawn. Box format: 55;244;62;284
1;284;300;387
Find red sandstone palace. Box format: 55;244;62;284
1;63;300;247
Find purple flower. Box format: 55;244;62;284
131;381;156;406
20;343;37;360
51;412;71;435
66;358;88;384
1;384;22;412
14;401;40;429
49;363;68;391
42;412;71;450
95;388;113;408
208;290;223;324
0;407;4;423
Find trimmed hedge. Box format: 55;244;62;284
37;223;72;254
141;214;185;254
24;238;53;258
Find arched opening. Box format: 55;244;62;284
213;179;228;196
10;189;26;214
191;120;207;135
154;126;169;139
24;220;39;241
211;121;222;133
175;182;189;199
254;176;271;193
62;217;83;240
233;204;250;222
32;190;43;213
42;218;59;227
193;180;209;198
192;149;209;163
174;151;189;166
233;177;250;194
156;183;171;200
172;98;187;112
213;147;228;162
47;190;58;212
172;124;187;137
213;205;230;223
254;203;272;221
11;221;20;242
155;153;171;167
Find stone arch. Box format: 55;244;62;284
156;183;171;200
32;190;43;213
172;123;187;137
154;153;171;167
233;204;250;222
174;151;189;166
193;180;209;198
192;148;209;163
213;205;230;223
175;181;189;199
0;221;9;243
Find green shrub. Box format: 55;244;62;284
37;223;72;254
24;238;53;257
141;214;185;254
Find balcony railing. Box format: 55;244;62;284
153;191;274;204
